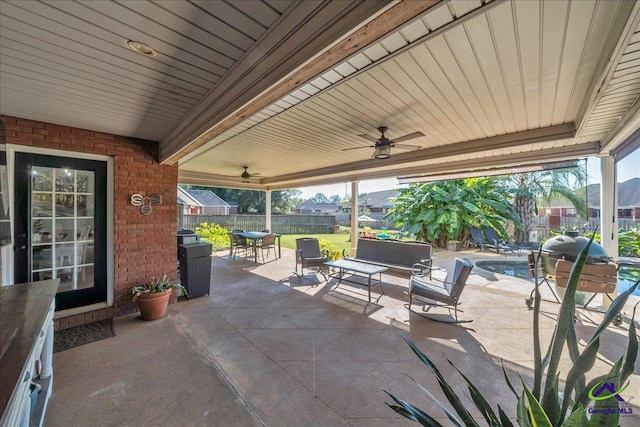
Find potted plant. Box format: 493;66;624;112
130;274;187;321
446;240;460;252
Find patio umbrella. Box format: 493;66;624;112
357;215;375;222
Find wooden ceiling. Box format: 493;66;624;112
2;0;639;190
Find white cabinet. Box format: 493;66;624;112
0;279;59;427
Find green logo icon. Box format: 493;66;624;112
588;381;628;402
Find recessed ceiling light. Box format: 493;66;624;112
126;40;157;57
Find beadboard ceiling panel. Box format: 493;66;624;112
1;0;639;190
179;0;638;189
0;0;387;141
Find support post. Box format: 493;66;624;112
350;182;358;256
600;156;618;309
265;190;272;232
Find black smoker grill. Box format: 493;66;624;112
177;229;212;298
540;230;610;276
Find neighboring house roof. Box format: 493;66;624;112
585;178;640;208
180;188;230;207
177;187;202;207
542;178;640;209
358;189;399;209
295;199;339;211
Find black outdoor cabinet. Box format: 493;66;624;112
178;242;212;298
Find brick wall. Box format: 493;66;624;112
1;115;178;318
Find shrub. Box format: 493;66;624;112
195;222;230;250
319;239;341;261
618;227;640;257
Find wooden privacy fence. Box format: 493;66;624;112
182;214;336;234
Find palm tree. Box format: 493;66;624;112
504;167;587;244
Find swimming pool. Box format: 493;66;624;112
474;260;640;296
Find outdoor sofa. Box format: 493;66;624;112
344;238;433;279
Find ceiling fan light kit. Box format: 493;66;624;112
374;145;391;159
343;126;424;159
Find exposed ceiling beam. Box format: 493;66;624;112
178;171;267;190
398;160;582;183
178;140;599;191
161;0;440;165
260;124;576;185
611;123;640;160
264;142;600;190
598;97;640;155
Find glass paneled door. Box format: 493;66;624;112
14;153;107;310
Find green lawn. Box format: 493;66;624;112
279;234;352;253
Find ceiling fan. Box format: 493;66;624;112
343;126;424;159
240;166;260;183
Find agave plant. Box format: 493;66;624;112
386;233;639;426
130;274;188;302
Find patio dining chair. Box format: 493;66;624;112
259;233;277;263
525;251;560;308
294;238;328;281
228;232;249;261
408;258;474;323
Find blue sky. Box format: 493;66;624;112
298;150;640;199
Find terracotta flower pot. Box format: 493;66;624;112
136;289;172;321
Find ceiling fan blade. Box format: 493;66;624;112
357;133;380;143
392;143;421;151
342;145;375;151
391;131;424;144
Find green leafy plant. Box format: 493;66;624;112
618;227;640;257
386;234;639;426
195;222;230;250
386;178;521;247
130;274;187;301
575;228;640;258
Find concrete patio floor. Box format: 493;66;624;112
47;247;639;426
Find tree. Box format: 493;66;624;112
385;178;521;247
329;194;343;205
311;193;330;203
180;185;301;214
503;167;587;244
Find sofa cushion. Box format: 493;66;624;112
400;242;432;267
376;240;403;265
356;239;378;261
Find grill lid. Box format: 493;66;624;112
540;231;610;275
177;228;198;244
541;231;609;260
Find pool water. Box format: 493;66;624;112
475;260;640;296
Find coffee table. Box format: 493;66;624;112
324;259;388;302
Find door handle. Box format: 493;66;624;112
14;245;26;250
16;233;26;238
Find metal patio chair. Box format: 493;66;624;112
294;237;328;281
409;258;474;323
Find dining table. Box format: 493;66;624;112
232;231;281;262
